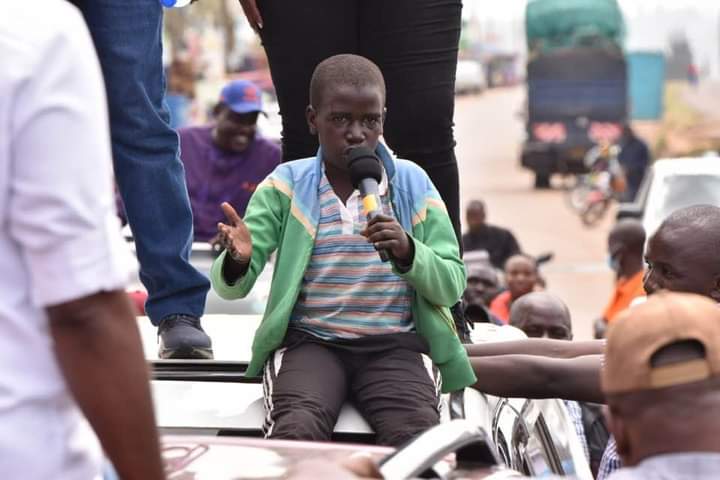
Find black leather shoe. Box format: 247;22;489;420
158;314;213;359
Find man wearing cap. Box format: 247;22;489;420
178;80;281;242
602;292;720;478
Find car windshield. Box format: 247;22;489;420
646;173;720;234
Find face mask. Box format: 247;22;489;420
607;254;621;273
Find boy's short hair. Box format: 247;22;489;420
309;54;386;108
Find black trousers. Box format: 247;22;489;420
262;330;441;446
257;0;464;242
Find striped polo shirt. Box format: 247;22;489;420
289;168;414;340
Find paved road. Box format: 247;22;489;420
453;87;614;340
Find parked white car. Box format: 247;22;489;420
617;154;720;237
455;59;487;95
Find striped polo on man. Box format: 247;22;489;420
289;169;414;340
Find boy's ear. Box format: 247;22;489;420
306;105;318;135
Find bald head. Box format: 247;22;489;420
509;292;572;340
644;205;720;301
661;204;720;237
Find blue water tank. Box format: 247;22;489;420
627;51;665;120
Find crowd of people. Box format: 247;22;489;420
2;1;719;479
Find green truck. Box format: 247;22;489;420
521;0;628;188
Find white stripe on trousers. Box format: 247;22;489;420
262;349;441;435
262;348;286;438
421;353;443;412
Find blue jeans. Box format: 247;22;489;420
76;0;209;323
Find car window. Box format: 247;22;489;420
645;174;720;236
521;414;557;477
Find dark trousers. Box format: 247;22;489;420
262;330;441;446
72;0;210;323
257;0;463;242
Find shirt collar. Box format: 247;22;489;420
320;162;389;196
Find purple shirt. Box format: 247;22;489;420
179;125;281;241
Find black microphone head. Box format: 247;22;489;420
347;147;382;188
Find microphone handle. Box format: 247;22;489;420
367;209;391;263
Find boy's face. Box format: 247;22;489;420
505;257;538;299
307;84;385;172
644;224;720;301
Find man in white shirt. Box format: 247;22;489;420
1;2;164;479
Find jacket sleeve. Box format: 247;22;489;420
394;183;466;307
210;175;287;299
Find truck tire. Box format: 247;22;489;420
534;172;551;189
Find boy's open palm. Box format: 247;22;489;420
217;202;252;264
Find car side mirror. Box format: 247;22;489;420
378;420;501;479
615;203;643;221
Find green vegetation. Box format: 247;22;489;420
663;82;700;131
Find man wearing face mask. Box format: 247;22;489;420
178;79;281;242
597;220;646;335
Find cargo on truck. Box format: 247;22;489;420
521;0;628;188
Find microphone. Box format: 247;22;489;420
347;147;390;262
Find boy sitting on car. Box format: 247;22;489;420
210;54;474;446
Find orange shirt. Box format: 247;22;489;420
489;290;512;324
603;270;645;323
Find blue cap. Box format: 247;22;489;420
219;80;263;114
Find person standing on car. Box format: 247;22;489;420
177;79;281;242
70;0;212;359
617;124;650;202
462;200;522;270
235;0;464;244
211;55;475;446
0;2;164;478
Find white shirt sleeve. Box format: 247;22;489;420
8;5;132;307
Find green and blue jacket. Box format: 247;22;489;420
210;143;476;392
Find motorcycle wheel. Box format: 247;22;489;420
566;181;592;212
581;199;609;227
